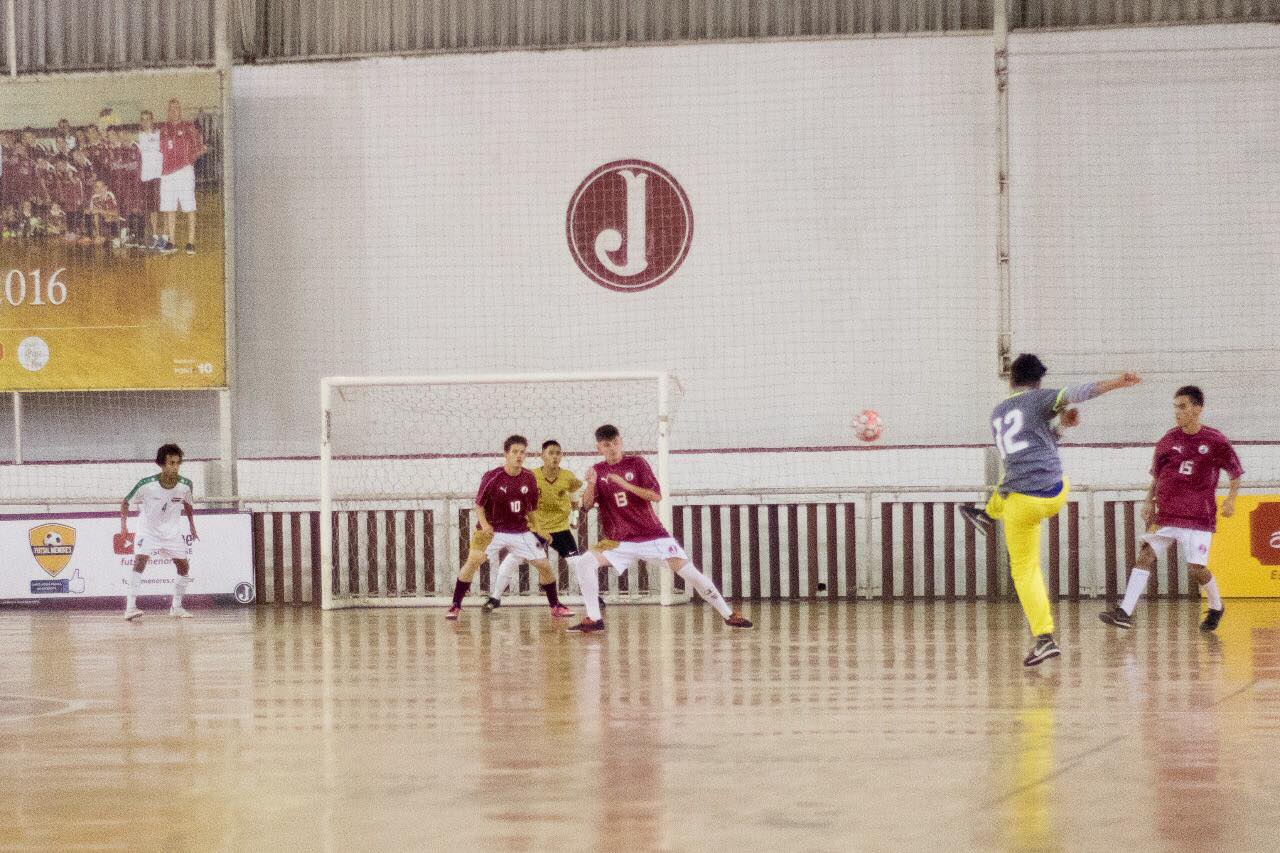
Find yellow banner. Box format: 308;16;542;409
1208;495;1280;597
0;71;225;390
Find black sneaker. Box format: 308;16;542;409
158;239;177;254
184;242;195;255
958;504;995;536
1200;606;1224;633
566;617;604;634
481;597;501;612
598;596;607;612
1023;634;1060;667
1099;606;1133;630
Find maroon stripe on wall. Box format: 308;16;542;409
748;507;762;601
806;506;819;600
290;513;304;605
881;504;894;598
346;512;359;595
251;512;266;602
843;503;856;599
709;506;723;595
1104;501;1118;599
365;511;378;595
922;502;935;599
690;505;704;583
984;525;998;600
1123;502;1137;576
1048;513;1061;602
902;503;915;599
422;510;436;593
671;508;685;593
309;511;321;605
404;510;417;595
384;511;398;595
1067;503;1081;600
943;503;957;602
824;504;838;600
271;512;286;605
787;504;800;599
767;505;781;601
330;510;340;599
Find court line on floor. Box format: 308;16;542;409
0;694;91;724
977;677;1260;810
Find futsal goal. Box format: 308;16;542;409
319;372;690;610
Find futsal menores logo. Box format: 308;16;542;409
566;160;693;293
29;523;76;576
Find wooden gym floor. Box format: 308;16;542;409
1;600;1278;852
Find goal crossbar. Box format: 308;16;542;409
319;371;682;610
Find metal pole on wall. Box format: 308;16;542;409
6;0;16;76
214;0;238;501
994;0;1012;377
13;392;22;464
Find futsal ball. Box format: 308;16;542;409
852;409;884;443
43;531;62;546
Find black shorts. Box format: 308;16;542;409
537;530;579;559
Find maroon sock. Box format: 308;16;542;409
541;582;560;607
451;579;471;607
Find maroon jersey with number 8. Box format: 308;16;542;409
474;467;538;534
1150;427;1243;532
592;456;670;543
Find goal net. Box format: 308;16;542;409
319;372;689;609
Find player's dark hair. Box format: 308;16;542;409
155;443;183;465
594;424;620;442
503;434;528;452
541;440;560;451
1175;385;1204;407
140;110;153;119
1010;353;1048;387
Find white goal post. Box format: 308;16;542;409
319;371;686;610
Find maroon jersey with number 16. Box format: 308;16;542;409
1150;426;1243;532
591;456;670;543
474;467;538;534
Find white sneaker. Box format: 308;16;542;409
170;606;193;619
124;607;144;621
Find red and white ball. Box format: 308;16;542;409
852;409;884;443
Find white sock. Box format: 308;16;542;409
126;571;141;610
1202;577;1222;610
572;554;602;621
491;554;519;601
172;575;191;608
1120;568;1150;616
677;563;733;618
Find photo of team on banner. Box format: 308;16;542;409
0;97;210;254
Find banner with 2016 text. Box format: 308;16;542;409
0;509;253;603
0;70;226;390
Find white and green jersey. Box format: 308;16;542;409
125;475;193;540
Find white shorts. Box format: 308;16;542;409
160;165;196;213
1142;526;1212;566
489;532;547;562
135;533;191;560
598;538;688;575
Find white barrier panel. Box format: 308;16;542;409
0;509;254;603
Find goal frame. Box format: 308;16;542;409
319;371;680;610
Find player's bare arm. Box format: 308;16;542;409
580;467;598;512
1141;478;1158;525
606;472;661;503
1222;477;1241;518
184;500;199;540
475;505;494;535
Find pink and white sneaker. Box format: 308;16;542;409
549;604;574;618
445;605;461;620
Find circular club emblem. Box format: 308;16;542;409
567;159;693;293
233;582;256;604
17;336;49;372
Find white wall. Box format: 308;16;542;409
5;25;1277;498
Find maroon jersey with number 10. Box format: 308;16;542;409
474;467;538;534
591;456;670;543
1150;426;1243;532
